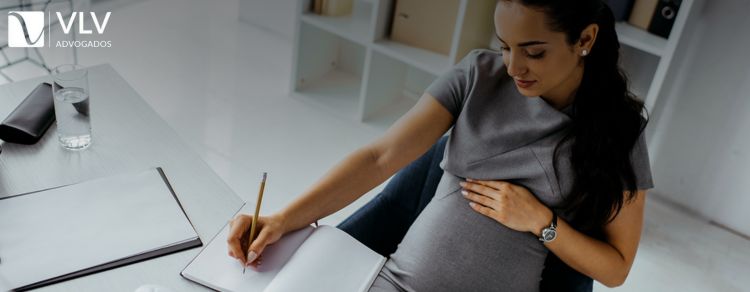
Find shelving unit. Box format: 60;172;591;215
293;21;366;121
361;49;435;128
299;2;373;45
291;0;703;130
370;40;449;76
613;0;703;116
615;22;667;56
291;0;495;129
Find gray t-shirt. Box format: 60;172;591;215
432;49;653;202
368;49;654;292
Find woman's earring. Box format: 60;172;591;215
582;49;589;56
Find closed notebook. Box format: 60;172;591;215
181;205;386;292
0;168;201;291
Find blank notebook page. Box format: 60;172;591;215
181;215;315;292
264;225;386;292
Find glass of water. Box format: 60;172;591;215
52;64;92;150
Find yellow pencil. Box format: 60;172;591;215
244;172;267;273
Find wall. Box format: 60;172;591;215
649;0;750;236
238;0;297;40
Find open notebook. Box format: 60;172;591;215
182;205;386;292
0;168;201;291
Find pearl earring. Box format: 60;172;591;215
582;49;588;56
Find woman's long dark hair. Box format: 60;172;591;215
504;0;649;234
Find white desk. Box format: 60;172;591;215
0;64;244;291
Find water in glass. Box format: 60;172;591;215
54;86;91;150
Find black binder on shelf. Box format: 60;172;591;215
0;168;202;291
648;0;682;38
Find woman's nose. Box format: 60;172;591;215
506;54;527;77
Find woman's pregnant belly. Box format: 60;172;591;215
379;172;548;292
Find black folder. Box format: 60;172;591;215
0;83;56;145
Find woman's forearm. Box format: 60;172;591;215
538;214;631;287
274;95;455;234
277;146;391;233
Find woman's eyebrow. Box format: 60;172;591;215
496;34;548;47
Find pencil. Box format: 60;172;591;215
244;172;267;274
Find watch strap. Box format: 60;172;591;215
550;211;558;228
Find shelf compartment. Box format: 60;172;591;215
300;0;374;45
292;70;362;121
615;22;667;57
371;40;451;76
620;44;660;101
361;50;437;128
293;22;366;120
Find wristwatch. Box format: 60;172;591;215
538;211;558;243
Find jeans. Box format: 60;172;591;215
338;136;594;292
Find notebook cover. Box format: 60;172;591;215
1;168;202;291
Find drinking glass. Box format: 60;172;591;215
52;64;92;150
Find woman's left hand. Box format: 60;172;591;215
460;179;552;236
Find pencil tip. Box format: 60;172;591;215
262;172;267;179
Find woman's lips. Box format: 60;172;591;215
515;79;536;89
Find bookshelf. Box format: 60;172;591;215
614;0;703;116
291;0;703;130
291;0;496;128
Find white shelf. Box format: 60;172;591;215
300;13;372;46
616;22;667;57
293;70;362;121
371;40;451;76
292;0;492;127
291;0;701;130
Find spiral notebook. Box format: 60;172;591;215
0;168;201;291
181;205;386;292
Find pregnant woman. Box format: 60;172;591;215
228;0;654;290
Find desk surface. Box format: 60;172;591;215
0;64;244;291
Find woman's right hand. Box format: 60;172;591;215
226;213;287;268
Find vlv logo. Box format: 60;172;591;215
7;11;45;47
7;11;112;48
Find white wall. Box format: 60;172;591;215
238;0;297;40
650;0;750;236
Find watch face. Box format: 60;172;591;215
542;229;557;241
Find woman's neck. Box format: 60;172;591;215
541;65;584;110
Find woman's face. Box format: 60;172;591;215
494;1;589;104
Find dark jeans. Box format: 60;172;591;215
338;136;593;292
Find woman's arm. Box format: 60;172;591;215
227;94;454;266
461;179;646;288
277;94;454;232
537;190;646;287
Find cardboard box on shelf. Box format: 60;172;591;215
322;0;353;17
390;0;460;56
629;0;659;30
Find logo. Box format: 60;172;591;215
7;11;45;47
7;11;112;48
